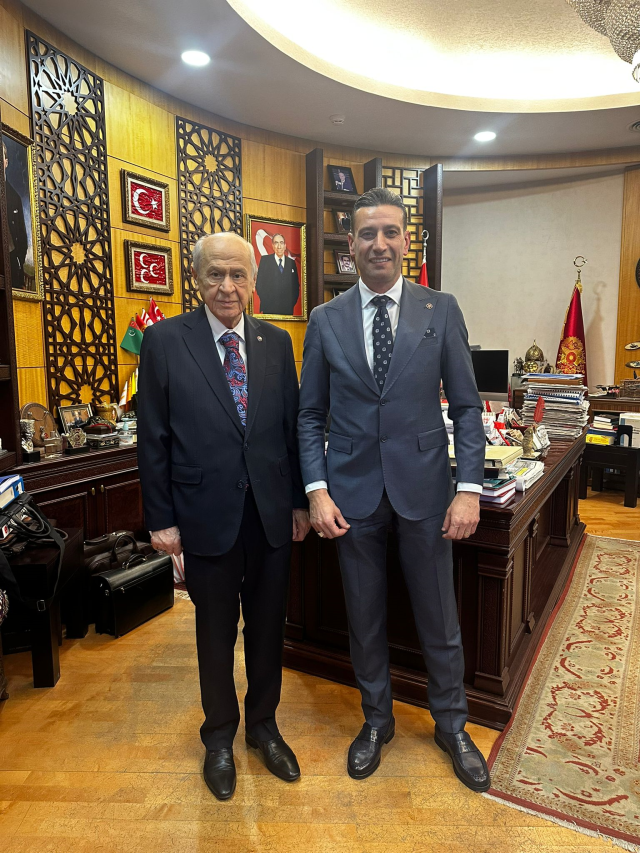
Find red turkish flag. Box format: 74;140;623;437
129;180;164;223
418;260;429;287
148;298;166;323
556;282;587;386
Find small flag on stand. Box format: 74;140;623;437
140;308;152;327
120;317;144;356
556;256;587;387
119;366;139;410
418;229;429;287
148;298;166;323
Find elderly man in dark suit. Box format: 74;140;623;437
298;188;490;792
255;233;300;315
138;232;310;801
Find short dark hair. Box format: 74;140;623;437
352;187;407;232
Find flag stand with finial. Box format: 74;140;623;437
418;229;429;287
555;255;588;387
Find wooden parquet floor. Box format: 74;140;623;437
1;489;633;853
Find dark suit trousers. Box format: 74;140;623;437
184;490;291;750
336;491;468;733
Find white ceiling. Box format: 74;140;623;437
21;0;640;157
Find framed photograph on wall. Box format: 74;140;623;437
124;240;174;295
334;250;357;275
121;170;170;232
334;210;351;234
57;402;93;435
245;215;307;321
327;164;357;194
1;125;43;301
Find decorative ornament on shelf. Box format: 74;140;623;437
566;1;640;81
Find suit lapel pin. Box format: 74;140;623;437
257;336;263;342
426;303;433;309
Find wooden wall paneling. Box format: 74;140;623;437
0;1;29;120
176;116;243;312
13;299;45;367
305;148;324;310
615;165;640;382
107;157;179;244
104;83;176;179
111;228;180;302
364;157;383;189
422;163;443;291
17;366;47;406
28;32;119;408
242;141;305;209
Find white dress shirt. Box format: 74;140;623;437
204;304;248;378
305;277;481;495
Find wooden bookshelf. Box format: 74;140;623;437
0;111;23;469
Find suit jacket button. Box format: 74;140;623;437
244;442;249;450
380;398;387;406
236;480;245;489
380;435;388;442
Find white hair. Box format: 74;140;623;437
191;232;257;279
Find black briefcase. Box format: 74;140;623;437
92;552;174;637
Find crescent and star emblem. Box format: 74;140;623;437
132;186;159;216
136;251;162;284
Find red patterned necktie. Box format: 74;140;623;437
220;331;248;428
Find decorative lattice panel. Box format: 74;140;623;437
27;32;118;410
382;166;424;282
176;117;242;311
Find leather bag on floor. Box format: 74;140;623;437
85;532;153;575
92;552;174;637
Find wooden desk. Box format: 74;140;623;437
284;435;586;730
588;396;640;416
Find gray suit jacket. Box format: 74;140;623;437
298;279;485;521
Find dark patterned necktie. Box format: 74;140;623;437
278;259;284;273
371;295;394;391
220;331;248;428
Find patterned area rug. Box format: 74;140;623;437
487;535;640;852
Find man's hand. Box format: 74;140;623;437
292;509;311;542
151;525;182;556
442;492;480;541
308;489;350;539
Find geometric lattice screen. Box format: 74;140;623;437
176;116;242;312
382;166;424;283
27;32;118;409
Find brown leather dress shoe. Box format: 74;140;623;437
245;734;300;781
203;748;236;800
434;726;490;792
347;717;395;780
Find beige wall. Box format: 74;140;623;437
441;173;624;388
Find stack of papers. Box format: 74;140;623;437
481;476;517;505
521;374;589;440
503;459;545;491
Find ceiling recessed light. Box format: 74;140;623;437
181;50;210;67
474;131;496;142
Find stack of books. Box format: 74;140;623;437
522;373;589;440
481;476;517;505
586;414;617;445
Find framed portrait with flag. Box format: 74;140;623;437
124;240;174;296
245;214;307;321
121;170;170;232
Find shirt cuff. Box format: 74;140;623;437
305;480;327;494
456;482;483;494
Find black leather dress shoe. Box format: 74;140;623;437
434;726;490;792
347;717;395;780
203;748;236;800
245;734;300;782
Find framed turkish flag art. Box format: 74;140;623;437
121;170;170;232
124;241;174;295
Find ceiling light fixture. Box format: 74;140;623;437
474;131;496;142
181;50;211;67
566;1;640;83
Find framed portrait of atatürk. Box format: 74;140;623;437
1;125;43;301
124;240;174;295
327;164;357;194
245;214;307;321
121;170;170;231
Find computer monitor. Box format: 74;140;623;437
470;349;510;401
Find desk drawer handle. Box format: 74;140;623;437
100;484;104;493
91;487;95;497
